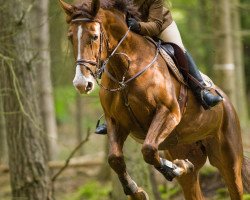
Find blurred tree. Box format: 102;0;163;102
0;96;7;164
212;0;236;106
49;0;74;87
76;93;84;155
98;138;112;181
231;0;249;127
197;0;214;74
32;0;58;160
171;0;214;74
240;0;250;118
0;0;51;199
111;137;155;200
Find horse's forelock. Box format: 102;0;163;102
66;1;93;22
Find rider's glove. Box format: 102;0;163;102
127;18;141;33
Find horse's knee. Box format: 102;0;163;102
108;153;124;169
141;144;157;165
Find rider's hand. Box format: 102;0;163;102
127;18;141;33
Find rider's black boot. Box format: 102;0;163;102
185;52;223;109
95;115;108;135
95;123;107;135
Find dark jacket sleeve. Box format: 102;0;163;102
138;0;164;36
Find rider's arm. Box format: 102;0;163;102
138;0;164;36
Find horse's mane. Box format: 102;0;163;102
101;0;140;17
70;0;140;21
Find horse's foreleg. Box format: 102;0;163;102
141;106;193;181
106;118;148;199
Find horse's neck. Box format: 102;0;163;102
101;10;157;81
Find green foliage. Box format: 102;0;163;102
55;86;76;123
54;86;101;124
215;188;230;200
200;165;217;177
159;184;181;199
170;0;214;74
65;181;111;200
243;194;250;200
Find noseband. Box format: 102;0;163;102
71;17;160;92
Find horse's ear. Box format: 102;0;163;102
90;0;100;17
59;0;74;16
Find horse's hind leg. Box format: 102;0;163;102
205;122;243;199
165;142;207;200
106;117;148;200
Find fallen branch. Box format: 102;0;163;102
52;128;91;182
0;157;103;173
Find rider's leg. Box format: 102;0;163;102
158;21;223;109
158;21;185;51
185;52;222;109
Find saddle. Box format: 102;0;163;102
160;41;189;83
148;37;216;87
145;37;216;115
160;42;216;88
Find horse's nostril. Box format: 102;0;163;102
86;82;93;91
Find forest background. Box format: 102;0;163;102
0;0;250;199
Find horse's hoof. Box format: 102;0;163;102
128;188;149;200
173;159;194;174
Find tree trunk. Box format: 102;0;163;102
198;0;214;75
32;0;58;160
49;0;74;87
111;137;155;200
0;0;51;199
0;96;7;164
212;0;236;106
231;0;249;127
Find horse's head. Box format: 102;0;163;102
60;0;102;94
60;0;141;93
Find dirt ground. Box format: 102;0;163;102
0;160;231;200
0;126;249;200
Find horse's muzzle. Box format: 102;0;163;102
73;78;94;94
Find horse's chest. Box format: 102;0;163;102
101;92;155;131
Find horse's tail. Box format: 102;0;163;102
242;156;250;193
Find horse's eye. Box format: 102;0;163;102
92;34;98;41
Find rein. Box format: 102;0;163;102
71;17;161;92
71;17;161;132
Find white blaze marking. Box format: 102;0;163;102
77;25;83;60
94;23;101;36
72;25;95;93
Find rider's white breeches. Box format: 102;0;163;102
158;21;186;51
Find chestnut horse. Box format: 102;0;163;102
59;0;250;199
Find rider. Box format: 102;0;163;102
95;0;223;134
127;0;222;108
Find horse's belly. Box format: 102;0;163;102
174;104;224;143
129;131;145;144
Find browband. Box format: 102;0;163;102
71;18;98;23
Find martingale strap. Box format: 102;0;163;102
178;84;188;116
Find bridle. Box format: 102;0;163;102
72;18;105;76
71;17;160;92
